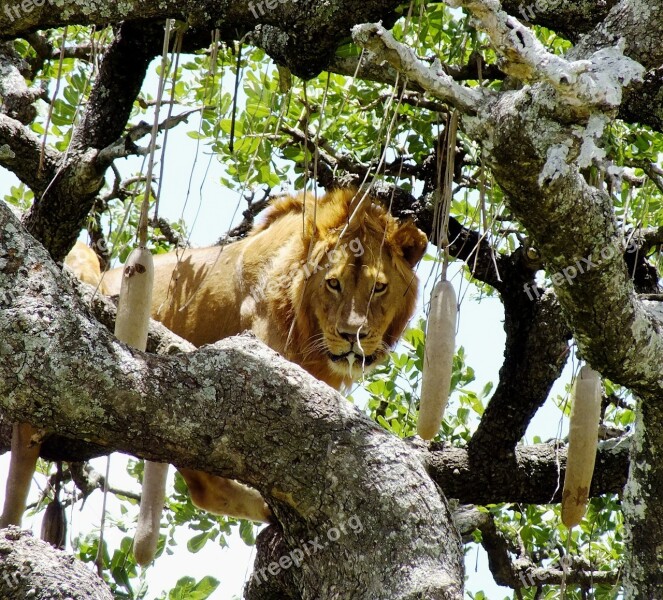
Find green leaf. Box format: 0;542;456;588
239;519;256;546
168;576;220;600
187;531;210;553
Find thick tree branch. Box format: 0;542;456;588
499;1;617;40
0;276;628;508
69;22;167;154
328;50;504;90
569;1;663;70
448;0;644;115
0;275;193;460
0;113;58;193
0;203;464;599
502;2;663;133
352;23;488;114
427;436;629;505
352;9;662;593
0;426;631;509
0;42;43;124
484;101;663;397
0;1;407;80
434;4;663;594
0;528;112;599
620;66;663;132
469;289;571;455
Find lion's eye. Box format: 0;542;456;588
373;281;388;294
326;277;341;292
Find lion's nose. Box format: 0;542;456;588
337;329;368;342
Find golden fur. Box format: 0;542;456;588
64;241;108;292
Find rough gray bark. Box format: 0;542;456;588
0;410;632;507
427;436;630;505
0;202;464;599
0;527;112;600
466;28;663;600
500;0;618;41
0;271;631;508
0;0;404;79
622;398;663;597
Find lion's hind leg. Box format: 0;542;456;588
177;468;271;523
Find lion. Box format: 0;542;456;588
1;188;428;533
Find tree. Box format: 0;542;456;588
0;1;662;598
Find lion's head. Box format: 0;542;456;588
256;188;429;389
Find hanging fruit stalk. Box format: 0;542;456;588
112;246;165;566
134;458;168;566
418;279;457;440
0;423;41;527
126;19;174;567
418;111;459;441
561;365;602;529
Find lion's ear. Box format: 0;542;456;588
391;222;429;267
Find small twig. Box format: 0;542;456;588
149;216;187;248
138;18;173;247
216;188;272;245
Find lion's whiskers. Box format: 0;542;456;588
299;333;327;360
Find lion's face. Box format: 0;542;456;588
285;201;428;388
311;246;409;379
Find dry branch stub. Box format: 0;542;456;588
418;279;457;440
562;365;602;528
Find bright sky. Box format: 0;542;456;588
0;64;575;600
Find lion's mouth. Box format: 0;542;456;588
328;351;378;367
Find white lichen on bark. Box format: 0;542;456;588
446;0;644;111
351;22;487;113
